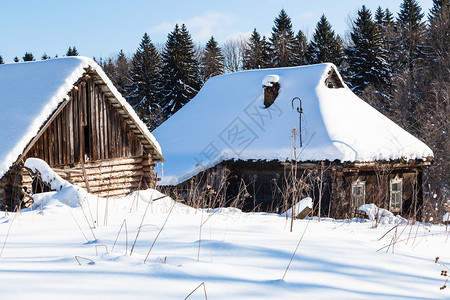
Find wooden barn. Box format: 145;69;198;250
0;57;163;211
153;64;433;219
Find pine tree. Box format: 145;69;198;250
427;0;449;65
375;6;385;24
384;8;394;24
420;0;450;211
23;52;34;61
200;36;225;82
390;0;427;129
307;15;342;65
0;55;3;64
160;24;201;120
243;29;271;70
345;6;391;95
428;0;449;20
101;57;116;83
293;30;308;65
374;8;396;68
66;46;79;56
269;9;296;67
127;33;163;129
394;0;426;72
114;50;132;96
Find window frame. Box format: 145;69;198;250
389;176;403;213
351;179;366;209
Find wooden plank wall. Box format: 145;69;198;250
25;78;144;165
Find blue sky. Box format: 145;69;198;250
0;0;433;63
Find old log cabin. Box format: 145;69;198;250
153;63;433;219
0;57;163;210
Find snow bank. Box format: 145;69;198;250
358;204;405;224
23;158;191;214
25;158;71;191
281;197;313;218
24;158;87;209
0;57;162;178
123;189;195;214
2;192;449;300
153;63;433;185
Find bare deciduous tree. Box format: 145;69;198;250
221;36;247;73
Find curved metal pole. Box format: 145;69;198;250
291;97;303;147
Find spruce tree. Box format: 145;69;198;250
160;24;201;120
66;46;79;56
427;0;449;66
127;33;163;129
307;15;342;65
200;36;225;82
375;6;385;25
112;50;131;96
384;8;394;24
23;52;34;61
421;0;450;210
293;30;308;65
269;9;296;67
394;0;426;72
391;0;427;120
243;29;271;70
101;57;116;83
429;0;449;19
374;8;396;68
425;0;449;96
345;6;391;95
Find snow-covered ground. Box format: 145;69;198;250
0;188;449;299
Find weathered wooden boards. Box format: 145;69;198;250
25;77;144;165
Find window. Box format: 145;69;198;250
390;176;403;213
352;179;365;209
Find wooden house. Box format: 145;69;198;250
0;57;163;210
153;64;433;219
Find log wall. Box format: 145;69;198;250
169;159;427;219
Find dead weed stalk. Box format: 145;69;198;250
282;219;310;281
435;257;450;290
184;282;208;300
143;201;176;264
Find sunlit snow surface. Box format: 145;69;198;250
0;191;448;299
0;161;448;299
153;64;433;185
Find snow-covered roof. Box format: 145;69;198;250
153;63;433;185
0;56;162;178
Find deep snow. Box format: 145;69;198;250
0;188;448;299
